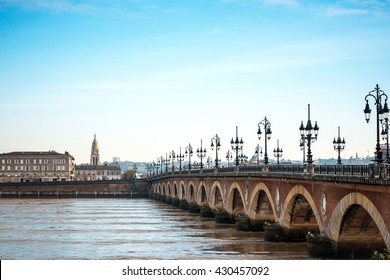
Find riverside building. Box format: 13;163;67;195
0;151;75;182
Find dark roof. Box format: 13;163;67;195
1;151;73;157
75;165;121;171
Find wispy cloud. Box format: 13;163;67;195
0;0;102;15
220;0;301;8
0;0;153;18
322;7;373;17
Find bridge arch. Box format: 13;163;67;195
179;181;186;200
172;181;178;198
210;181;224;211
166;182;171;197
279;185;323;239
327;192;390;254
197;181;208;205
188;181;196;203
248;182;277;228
226;182;246;215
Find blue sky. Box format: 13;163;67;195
0;0;389;164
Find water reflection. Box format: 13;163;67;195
0;198;309;259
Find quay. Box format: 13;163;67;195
148;164;390;259
0;179;150;198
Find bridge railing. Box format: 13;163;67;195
148;164;377;179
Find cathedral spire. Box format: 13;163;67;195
90;134;100;166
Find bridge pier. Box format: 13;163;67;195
263;222;286;242
172;197;180;207
188;202;200;213
179;199;189;210
214;208;230;224
306;232;335;259
200;203;214;218
235;214;253;231
165;196;172;204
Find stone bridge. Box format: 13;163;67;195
149;165;390;259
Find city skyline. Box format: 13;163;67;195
0;0;389;164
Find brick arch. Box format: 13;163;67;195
188;181;196;202
247;182;277;223
210;181;224;210
197;181;208;204
179;180;186;200
166;182;171;197
158;183;163;195
172;180;178;198
226;182;246;215
327;192;390;251
279;184;323;233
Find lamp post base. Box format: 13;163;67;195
368;163;388;178
304;163;315;175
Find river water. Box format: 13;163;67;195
0;198;309;260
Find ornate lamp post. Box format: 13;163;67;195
163;153;170;173
364;84;388;163
211;134;221;168
255;144;263;165
333;126;346;165
185;143;193;170
238;151;248;165
299;104;319;164
197;140;207;169
381;110;390;163
226;150;233;167
157;156;163;175
257;116;272;165
169;150;176;171
273;139;283;164
176;147;185;171
231;126;244;166
299;138;305;164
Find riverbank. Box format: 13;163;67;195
0;179;151;198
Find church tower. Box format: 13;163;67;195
90;134;100;166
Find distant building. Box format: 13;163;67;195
75;134;121;181
0;151;75;182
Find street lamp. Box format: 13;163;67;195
169;150;176;171
163;153;169;173
197;140;206;169
299;104;319;164
273;139;283;164
226;150;233;167
231;126;244;166
185;143;193;170
333;126;346;165
157;156;163;175
211;134;221;168
299;138;305;164
238;151;248;165
255;144;263;165
257;116;272;165
364;84;388;163
176;147;185;171
381;109;390;163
